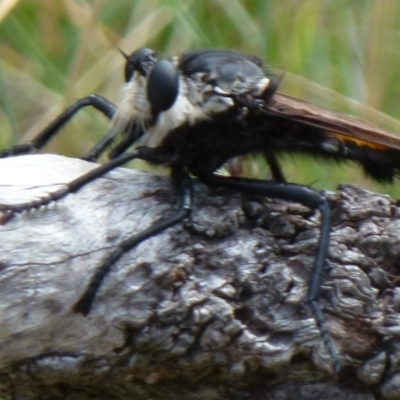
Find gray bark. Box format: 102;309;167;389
0;154;399;400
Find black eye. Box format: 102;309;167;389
147;59;179;112
123;47;156;82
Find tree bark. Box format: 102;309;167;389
0;154;399;400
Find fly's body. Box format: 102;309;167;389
107;48;400;182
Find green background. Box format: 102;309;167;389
1;0;400;196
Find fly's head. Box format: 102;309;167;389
112;48;179;143
112;48;279;148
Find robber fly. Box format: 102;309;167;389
2;48;400;370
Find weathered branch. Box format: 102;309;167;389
0;154;400;400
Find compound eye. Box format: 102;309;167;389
147;59;179;112
123;47;156;82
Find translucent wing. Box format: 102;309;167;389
264;93;400;151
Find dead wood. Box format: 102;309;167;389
0;154;400;400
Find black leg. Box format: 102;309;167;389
0;94;117;158
0;146;176;224
199;173;339;371
107;135;138;160
0;148;145;223
73;167;193;316
82;129;119;162
84;121;146;162
264;151;286;182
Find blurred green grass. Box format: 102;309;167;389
1;0;400;197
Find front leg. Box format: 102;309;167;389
0;95;116;159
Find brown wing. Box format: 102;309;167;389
265;93;400;151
